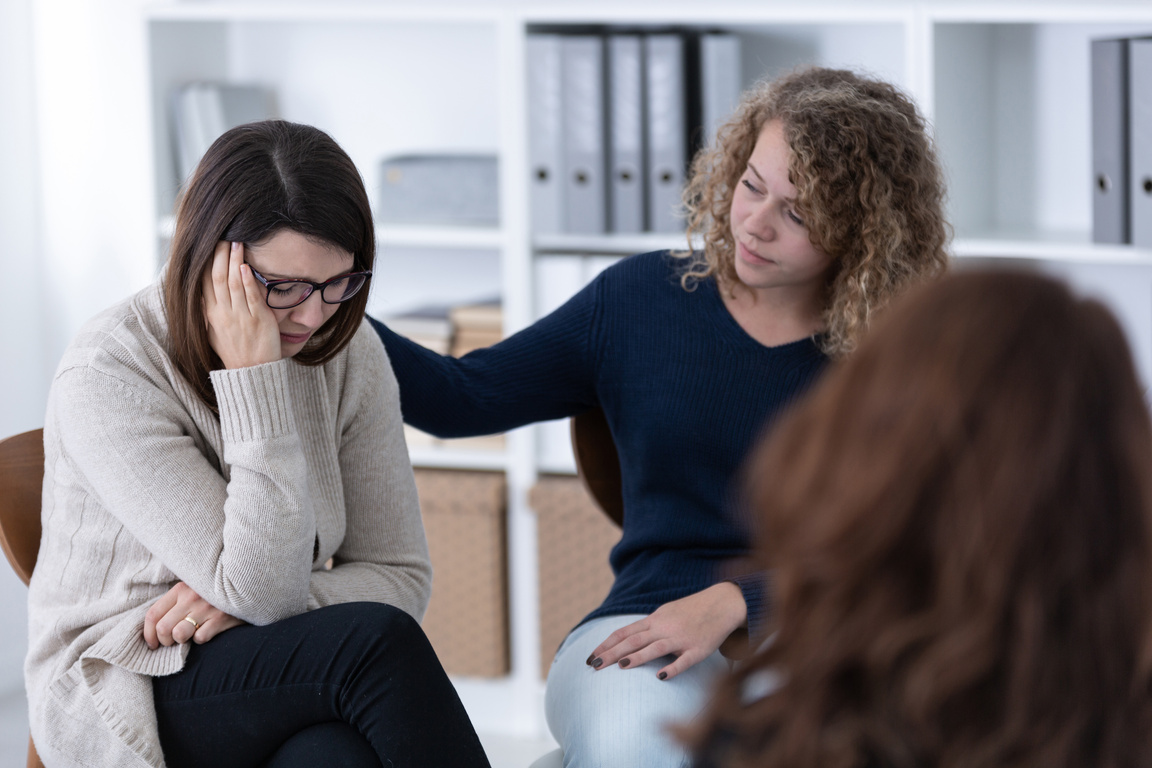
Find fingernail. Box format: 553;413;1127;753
658;671;668;680
592;657;603;668
619;658;630;668
231;241;239;251
586;654;595;666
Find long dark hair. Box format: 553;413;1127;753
163;120;375;410
690;270;1152;768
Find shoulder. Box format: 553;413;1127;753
328;317;399;401
53;283;170;391
600;249;692;284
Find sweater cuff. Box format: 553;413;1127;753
729;571;772;639
210;360;295;443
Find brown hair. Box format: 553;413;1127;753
681;67;950;358
689;270;1152;768
163;120;375;410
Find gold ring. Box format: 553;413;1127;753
182;616;200;630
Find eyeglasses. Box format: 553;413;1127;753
249;266;372;310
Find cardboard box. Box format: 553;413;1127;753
530;474;622;679
414;468;509;677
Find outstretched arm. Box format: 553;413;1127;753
368;275;604;438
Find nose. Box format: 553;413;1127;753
744;199;777;241
288;290;327;327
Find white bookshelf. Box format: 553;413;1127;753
138;0;1152;738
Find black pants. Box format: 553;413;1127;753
152;602;492;768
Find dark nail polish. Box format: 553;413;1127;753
658;671;668;680
586;654;595;666
619;658;630;668
592;657;603;668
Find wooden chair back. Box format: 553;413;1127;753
0;429;43;586
0;428;46;768
569;407;624;528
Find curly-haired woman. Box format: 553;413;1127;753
369;66;950;767
688;269;1152;768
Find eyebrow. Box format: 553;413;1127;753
745;162;797;204
249;263;355;282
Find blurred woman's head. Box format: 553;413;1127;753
692;269;1152;768
163;120;375;408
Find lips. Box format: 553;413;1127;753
737;239;773;265
280;331;312;345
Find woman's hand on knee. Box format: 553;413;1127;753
144;581;246;649
586;582;747;681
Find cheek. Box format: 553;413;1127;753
271;308;292;328
729;197;748;229
320;303;342;326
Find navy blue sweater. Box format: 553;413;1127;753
369;251;827;632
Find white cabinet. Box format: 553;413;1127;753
140;0;1152;738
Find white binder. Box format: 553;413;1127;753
561;35;608;234
700;33;742;149
607;34;646;233
527;34;565;235
1091;38;1130;245
171;82;275;185
645;34;687;233
1129;38;1152;248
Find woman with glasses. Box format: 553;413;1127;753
370;66;951;767
26;120;491;768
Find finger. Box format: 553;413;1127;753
170;614;199;645
240;263;269;318
209;240;231;310
588;620;648;663
616;636;680;671
193;614;244;645
154;607;181;647
143;589;181;650
656;650;705;682
227;241;245;312
591;629;659;669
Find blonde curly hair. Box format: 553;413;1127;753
680;66;950;357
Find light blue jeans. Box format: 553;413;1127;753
544;614;731;768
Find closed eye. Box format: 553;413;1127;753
786;209;805;226
741;178;762;195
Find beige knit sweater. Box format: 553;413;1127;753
25;283;432;767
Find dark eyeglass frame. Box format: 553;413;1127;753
249;265;373;309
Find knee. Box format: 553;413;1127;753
325;602;422;639
328;602;435;660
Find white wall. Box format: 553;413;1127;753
0;0;44;695
0;0;157;699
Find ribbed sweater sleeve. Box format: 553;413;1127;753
368;276;602;437
52;359;315;626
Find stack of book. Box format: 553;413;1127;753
169;82;277;185
383;304;454;355
527;28;742;236
449;298;503;357
380;298;506;452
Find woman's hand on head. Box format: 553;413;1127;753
143;581;246;649
203;240;282;369
587;582;747;681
